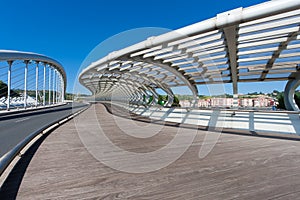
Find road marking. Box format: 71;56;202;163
15;117;30;123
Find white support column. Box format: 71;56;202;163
7;61;13;111
49;67;52;105
53;70;56;104
60;76;63;103
55;74;58;104
24;60;29;109
61;76;65;103
57;75;61;103
43;63;46;106
35;62;39;107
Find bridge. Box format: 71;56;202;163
0;50;66;110
1;0;300;199
80;0;300;111
0;50;89;195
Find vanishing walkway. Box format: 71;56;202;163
1;103;300;199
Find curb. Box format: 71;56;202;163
0;103;67;118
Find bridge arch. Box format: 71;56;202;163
0;50;66;110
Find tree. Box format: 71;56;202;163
276;93;285;109
157;95;166;106
0;80;19;98
171;95;181;107
276;91;300;110
147;95;153;105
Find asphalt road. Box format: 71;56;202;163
0;103;88;158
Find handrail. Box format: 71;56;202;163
121;102;300;114
0;103;66;118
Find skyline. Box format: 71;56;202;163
1;0;289;95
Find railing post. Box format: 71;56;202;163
35;62;39;107
56;75;59;104
53;70;56;104
61;75;65;103
24;60;29;109
7;61;13;111
43;63;46;106
49;67;51;105
62;83;65;103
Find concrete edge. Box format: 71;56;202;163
0;103;68;118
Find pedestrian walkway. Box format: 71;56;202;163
1;103;300;199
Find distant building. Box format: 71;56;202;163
179;95;276;108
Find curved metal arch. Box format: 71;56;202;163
0;50;67;93
119;80;150;104
80;0;300;76
89;66;175;94
96;83;134;101
79;0;300;109
284;80;300;111
100;83;146;105
113;82;145;104
81;67;176;106
146;86;159;105
117;79;149;101
85;78;147;104
119;69;177;106
126;55;198;100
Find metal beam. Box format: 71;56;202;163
223;25;239;108
260;29;300;80
223;26;238;94
127;55;198;102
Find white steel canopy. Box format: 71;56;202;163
79;0;300;110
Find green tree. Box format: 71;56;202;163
157;95;165;106
171;95;181;107
0;80;19;98
276;91;300;110
147;95;153;105
276;93;285;109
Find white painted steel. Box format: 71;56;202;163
0;50;66;109
79;0;300;110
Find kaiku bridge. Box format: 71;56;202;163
80;0;300;111
1;0;300;199
78;0;300;136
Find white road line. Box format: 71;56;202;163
15;117;30;123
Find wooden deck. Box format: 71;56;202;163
1;103;300;199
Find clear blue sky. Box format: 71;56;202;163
1;0;286;95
